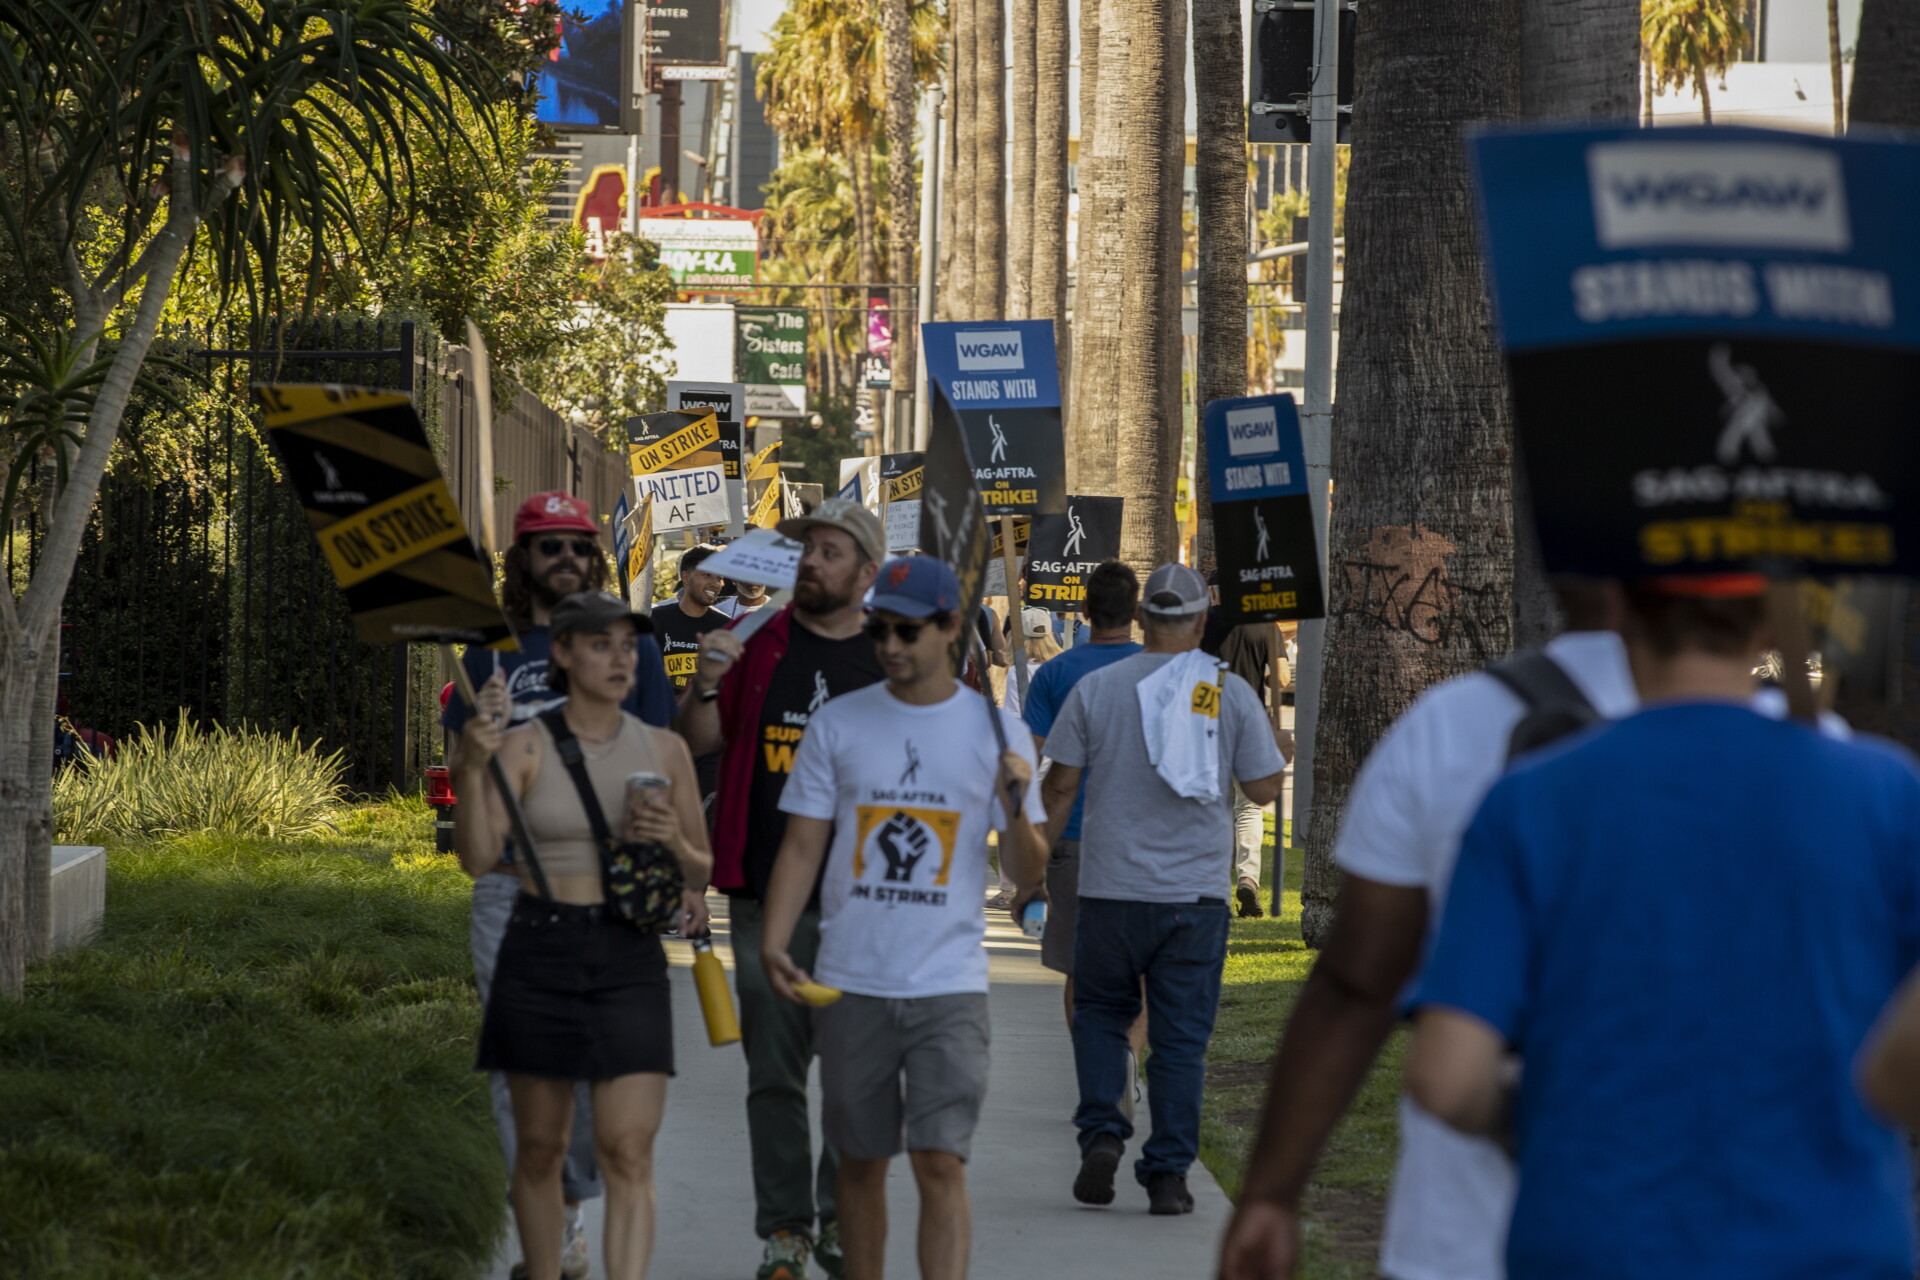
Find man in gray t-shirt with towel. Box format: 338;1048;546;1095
1040;562;1288;1217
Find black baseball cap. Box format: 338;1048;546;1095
549;590;655;638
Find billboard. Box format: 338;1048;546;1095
736;308;808;416
533;1;630;134
643;0;728;69
641;218;759;293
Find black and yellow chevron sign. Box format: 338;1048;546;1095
255;384;517;650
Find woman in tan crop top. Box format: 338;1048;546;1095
455;591;711;1280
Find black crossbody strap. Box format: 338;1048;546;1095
539;709;621;861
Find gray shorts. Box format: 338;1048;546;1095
816;992;991;1161
1041;839;1079;975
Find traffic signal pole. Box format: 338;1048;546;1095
1282;0;1340;907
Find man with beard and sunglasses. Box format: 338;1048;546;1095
676;497;886;1280
443;491;675;1280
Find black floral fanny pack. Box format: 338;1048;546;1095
539;710;685;932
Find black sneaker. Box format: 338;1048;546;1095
1073;1134;1124;1206
1236;879;1265;919
1146;1171;1195;1216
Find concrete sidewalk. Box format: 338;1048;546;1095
482;890;1232;1278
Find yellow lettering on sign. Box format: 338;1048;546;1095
629;413;721;474
1638;516;1896;567
983;488;1040;507
318;478;467;588
1240;589;1298;612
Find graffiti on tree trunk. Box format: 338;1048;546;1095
1334;524;1510;661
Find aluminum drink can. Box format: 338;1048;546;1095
626;771;671;816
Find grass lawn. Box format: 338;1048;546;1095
0;800;504;1280
1201;818;1407;1280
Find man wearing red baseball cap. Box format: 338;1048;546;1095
444;490;675;1280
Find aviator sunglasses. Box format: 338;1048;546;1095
536;537;597;558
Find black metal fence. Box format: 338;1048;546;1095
10;315;633;794
33;319;438;793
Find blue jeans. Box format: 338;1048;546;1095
1071;896;1230;1183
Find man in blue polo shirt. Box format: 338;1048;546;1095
442;490;674;1280
1018;562;1143;1075
1409;576;1920;1280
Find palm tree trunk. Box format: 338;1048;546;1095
1696;62;1712;122
1522;0;1639;118
948;0;977;319
1828;0;1920;748
1829;0;1845;133
1192;0;1246;570
1849;0;1920;128
1642;35;1655;125
1008;0;1037;318
1069;0;1131;494
1032;0;1071;443
1297;0;1523;946
883;0;919;401
1114;0;1175;570
1514;0;1639;646
975;0;1008;318
1158;0;1186;562
852;141;879;304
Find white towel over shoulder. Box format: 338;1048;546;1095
1136;650;1227;801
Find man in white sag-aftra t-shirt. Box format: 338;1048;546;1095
760;555;1049;1280
1217;586;1637;1280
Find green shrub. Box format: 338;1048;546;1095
55;713;347;842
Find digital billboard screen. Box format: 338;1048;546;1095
533;1;629;133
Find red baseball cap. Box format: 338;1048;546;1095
513;491;598;541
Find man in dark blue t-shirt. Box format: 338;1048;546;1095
1410;576;1920;1280
1019;561;1143;1030
440;490;673;1280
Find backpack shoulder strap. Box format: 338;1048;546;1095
1485;649;1591;714
538;709;620;860
1484;649;1600;763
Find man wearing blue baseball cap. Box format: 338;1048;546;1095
759;554;1050;1280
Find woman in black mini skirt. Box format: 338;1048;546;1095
455;592;711;1280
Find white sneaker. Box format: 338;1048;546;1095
562;1216;591;1280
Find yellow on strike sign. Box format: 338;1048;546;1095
319;478;468;587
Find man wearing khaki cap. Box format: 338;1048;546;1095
1038;562;1288;1216
676;497;886;1280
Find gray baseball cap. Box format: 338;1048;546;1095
1141;563;1209;617
777;496;885;563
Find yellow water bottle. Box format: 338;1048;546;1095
691;935;742;1047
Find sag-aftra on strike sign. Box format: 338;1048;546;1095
922;320;1067;517
1474;125;1920;580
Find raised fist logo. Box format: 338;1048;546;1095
875;812;932;882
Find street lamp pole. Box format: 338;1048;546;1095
1283;0;1340;903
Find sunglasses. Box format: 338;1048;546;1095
863;615;948;645
535;537;597;559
